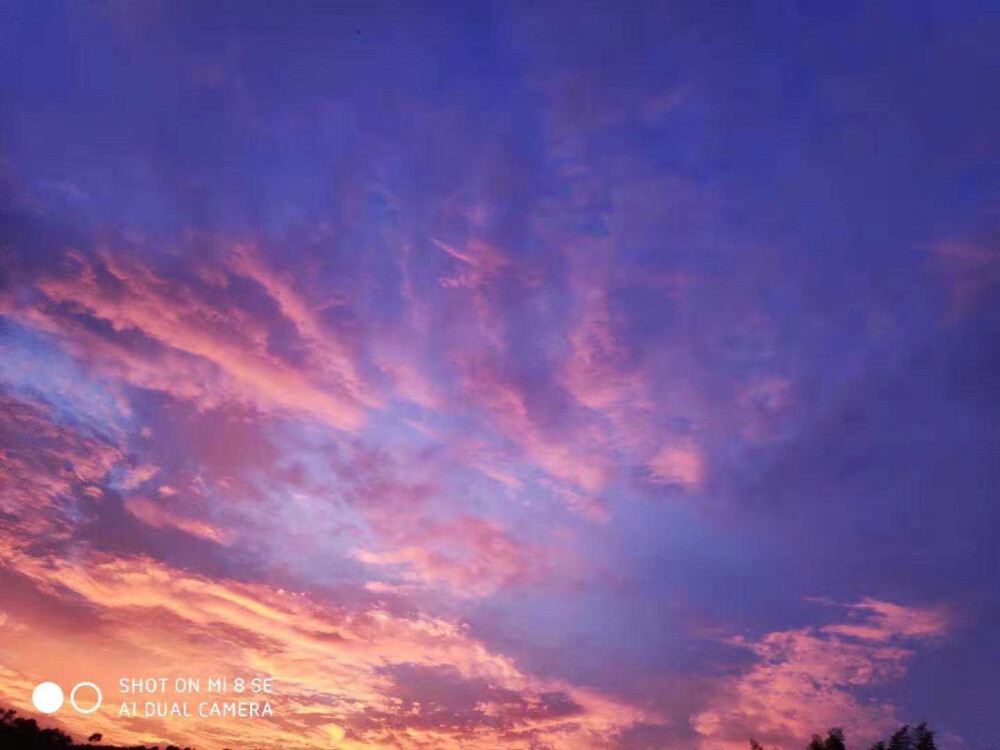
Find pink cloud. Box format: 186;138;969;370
559;278;646;414
459;359;612;492
356;515;537;597
0;394;122;540
691;599;952;750
541;480;611;523
648;441;705;490
226;245;373;407
124;496;231;545
822;598;951;643
373;348;444;409
433;237;510;281
30;250;368;431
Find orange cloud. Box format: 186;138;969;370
0;549;646;749
0;382;644;746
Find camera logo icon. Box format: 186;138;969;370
31;682;102;715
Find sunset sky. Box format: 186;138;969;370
0;1;998;748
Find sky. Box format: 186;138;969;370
0;1;998;748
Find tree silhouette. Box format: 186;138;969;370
748;723;938;750
887;724;912;750
0;706;193;750
4;702;941;750
808;728;847;750
913;723;937;750
872;723;939;750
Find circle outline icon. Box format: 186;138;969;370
70;682;102;714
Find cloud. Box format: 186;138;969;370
28;250;368;431
0;393;122;541
0;548;645;749
433;237;511;290
648;441;705;490
355;515;540;598
822;598;951;643
559;275;645;415
0;3;996;748
226;244;372;407
116;464;160;490
459;359;612;493
124;496;231;545
691;599;951;750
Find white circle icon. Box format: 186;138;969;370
70;682;102;714
31;682;64;714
